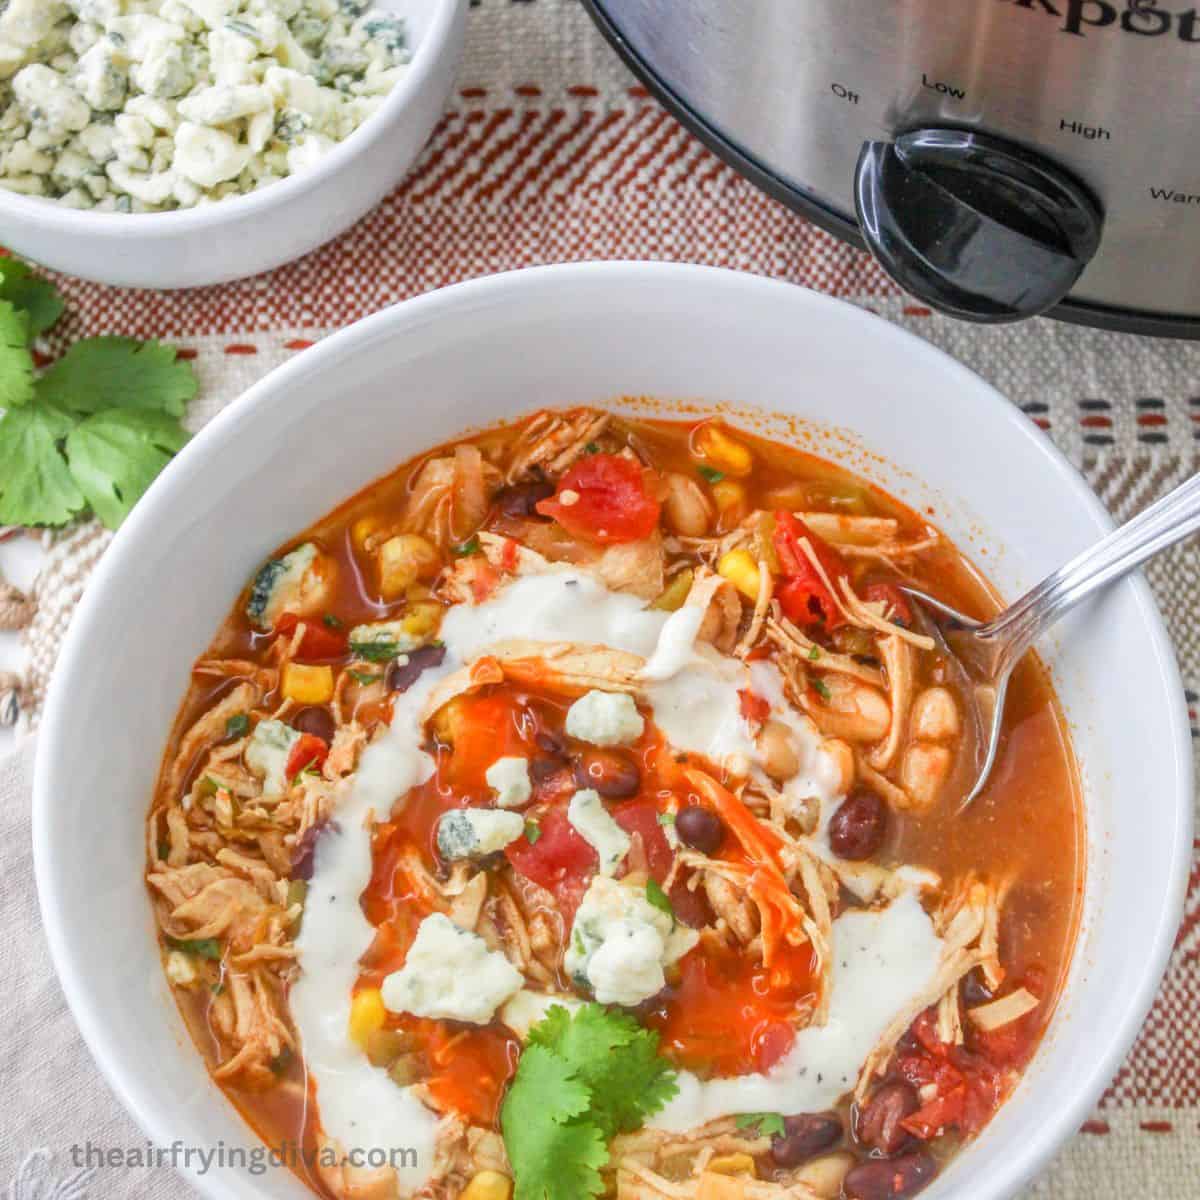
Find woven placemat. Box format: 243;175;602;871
1;2;1196;1197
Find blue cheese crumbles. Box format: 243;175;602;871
436;808;524;861
380;912;524;1025
0;0;413;211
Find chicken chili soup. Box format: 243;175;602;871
146;408;1082;1200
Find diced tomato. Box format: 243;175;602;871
772;512;848;629
863;581;913;627
469;560;501;603
902;1085;968;1140
737;688;771;725
499;537;519;571
612;797;674;881
535;453;661;544
506;806;596;914
896;1006;1013;1140
285;733;328;778
275;613;347;660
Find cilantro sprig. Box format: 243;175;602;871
501;1004;678;1200
0;253;198;530
735;1112;786;1137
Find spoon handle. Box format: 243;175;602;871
989;471;1200;668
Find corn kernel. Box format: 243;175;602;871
710;480;749;528
402;601;443;639
460;1170;513;1200
348;987;386;1048
696;1173;747;1200
378;534;440;600
717;549;761;601
694;423;753;477
351;514;388;552
281;662;334;704
706;1153;756;1179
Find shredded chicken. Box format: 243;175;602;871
164;682;259;797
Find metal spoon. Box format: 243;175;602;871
902;471;1200;809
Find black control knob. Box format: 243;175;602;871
854;129;1103;323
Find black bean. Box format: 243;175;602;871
495;479;556;518
769;1113;842;1167
574;749;641;798
844;1153;937;1200
530;756;567;783
535;729;567;756
292;706;335;743
387;643;447;693
828;789;887;861
961;966;994;1007
290;819;330;881
675;805;724;855
854;1081;918;1157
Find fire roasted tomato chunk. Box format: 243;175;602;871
536;453;661;544
772;511;850;629
506;806;596;914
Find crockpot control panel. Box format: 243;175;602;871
854;130;1104;322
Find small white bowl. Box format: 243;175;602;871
34;264;1192;1199
0;0;465;290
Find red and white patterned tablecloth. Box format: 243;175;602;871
1;2;1197;1197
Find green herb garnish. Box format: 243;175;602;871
811;677;831;700
348;668;383;684
525;820;542;845
698;466;725;484
656;812;675;826
322;613;342;629
166;936;222;961
735;1112;786;1137
453;536;480;556
645;879;673;917
502;1004;678;1200
584;442;600;454
349;639;402;663
225;713;249;739
0;254;198;530
808;645;822;661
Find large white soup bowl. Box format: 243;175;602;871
34;263;1192;1198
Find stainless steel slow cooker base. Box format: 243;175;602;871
585;0;1200;339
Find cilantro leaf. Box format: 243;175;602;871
65;408;189;529
501;1045;605;1200
698;466;725;484
0;257;64;336
528;1004;678;1137
505;1106;607;1200
0;299;34;407
38;337;197;417
735;1112;786;1137
0;401;85;525
504;1006;679;1200
645;878;674;918
165;935;222;961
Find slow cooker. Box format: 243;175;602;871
584;0;1200;337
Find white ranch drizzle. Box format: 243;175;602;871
650;892;945;1131
291;568;916;1181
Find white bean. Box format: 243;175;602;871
662;471;714;536
900;741;953;809
911;686;961;741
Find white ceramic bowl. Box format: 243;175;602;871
0;0;465;290
34;264;1192;1199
